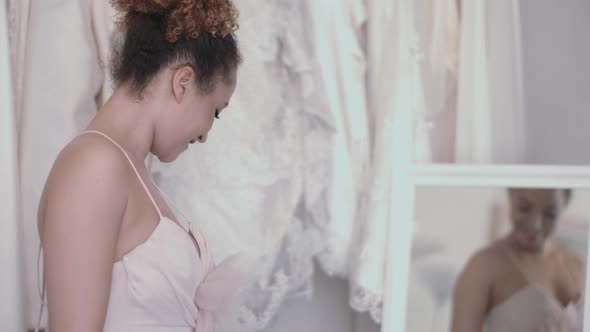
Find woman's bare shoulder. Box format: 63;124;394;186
48;133;132;189
52;134;129;177
469;240;507;267
455;240;509;287
39;134;131;237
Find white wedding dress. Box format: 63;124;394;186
300;0;370;279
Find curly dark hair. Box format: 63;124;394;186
109;0;241;96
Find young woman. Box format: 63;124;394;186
451;188;584;332
37;1;250;331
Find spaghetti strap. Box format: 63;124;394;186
150;181;209;262
84;130;208;258
81;130;164;220
35;243;45;332
150;181;192;229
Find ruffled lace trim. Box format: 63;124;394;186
349;282;383;323
236;216;324;330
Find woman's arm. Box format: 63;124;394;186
40;140;129;332
450;251;493;332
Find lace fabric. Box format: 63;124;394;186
299;0;372;282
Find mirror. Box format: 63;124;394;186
412;0;590;165
406;186;588;332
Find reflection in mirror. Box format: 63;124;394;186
406;186;588;332
412;0;590;164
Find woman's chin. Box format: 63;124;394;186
156;144;188;163
519;237;545;251
157;152;179;163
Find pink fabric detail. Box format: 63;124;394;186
194;253;256;332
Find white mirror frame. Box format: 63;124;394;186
382;164;590;332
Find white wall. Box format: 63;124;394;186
520;0;590;165
413;186;501;267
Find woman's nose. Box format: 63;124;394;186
525;216;543;232
197;133;208;143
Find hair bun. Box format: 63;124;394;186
110;0;176;15
111;0;239;42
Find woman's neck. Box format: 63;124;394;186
86;86;157;163
505;232;553;258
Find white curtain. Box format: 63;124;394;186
349;0;424;323
457;0;525;163
416;0;526;164
413;0;459;163
1;0;25;329
300;0;370;279
483;0;526;164
10;0;116;327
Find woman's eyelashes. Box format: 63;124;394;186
215;109;220;119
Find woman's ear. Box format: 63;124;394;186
172;65;195;103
